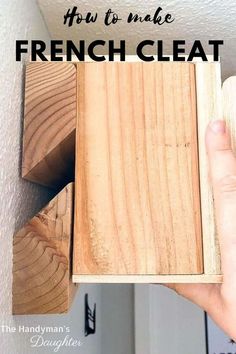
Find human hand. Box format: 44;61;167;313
167;120;236;340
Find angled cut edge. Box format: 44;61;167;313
12;183;78;315
22;62;77;189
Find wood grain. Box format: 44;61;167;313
22;62;77;189
195;63;222;275
73;62;203;276
12;183;77;314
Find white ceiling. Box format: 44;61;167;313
37;0;236;79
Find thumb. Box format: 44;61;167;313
206;120;236;296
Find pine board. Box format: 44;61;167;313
73;62;203;277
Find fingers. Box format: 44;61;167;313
205;121;236;188
161;122;236;322
206;120;236;296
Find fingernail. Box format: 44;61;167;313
209;120;226;134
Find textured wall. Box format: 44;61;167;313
37;0;236;79
0;0;52;319
0;1;102;353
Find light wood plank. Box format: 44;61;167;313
22;62;77;189
195;63;222;275
12;183;77;314
222;76;236;151
73;62;203;276
73;274;223;284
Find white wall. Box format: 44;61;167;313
37;0;236;79
207;317;236;353
101;285;135;354
135;285;206;354
0;1;101;353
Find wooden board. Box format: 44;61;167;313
73;274;223;283
73;62;203;277
22;62;77;189
20;61;226;285
222;76;236;151
12;183;77;314
195;63;222;275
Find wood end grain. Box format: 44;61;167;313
22;62;77;189
12;183;77;315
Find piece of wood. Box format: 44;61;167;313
73;274;223;284
12;183;77;314
222;76;236;151
221;78;236;282
73;62;203;277
195;63;222;275
22;62;77;189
